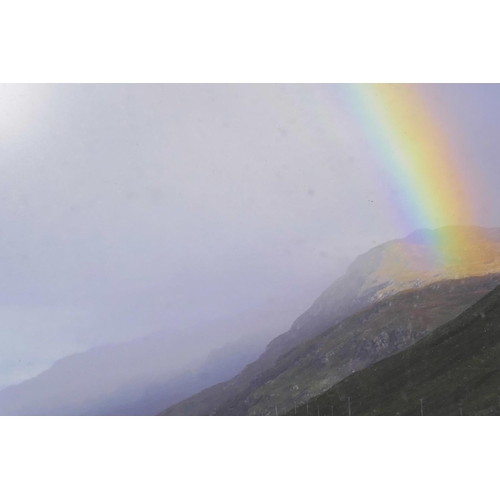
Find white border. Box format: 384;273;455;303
1;1;499;498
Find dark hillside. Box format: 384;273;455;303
290;284;500;416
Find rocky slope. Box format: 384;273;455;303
214;274;500;414
161;226;500;415
290;283;500;416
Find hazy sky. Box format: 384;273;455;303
1;83;499;387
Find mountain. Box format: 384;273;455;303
290;284;500;416
0;333;273;416
0;301;300;415
213;274;500;415
161;226;500;416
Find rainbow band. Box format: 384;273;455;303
348;84;475;266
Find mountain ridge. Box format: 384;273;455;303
212;274;500;415
289;283;500;416
161;226;500;416
0;302;297;415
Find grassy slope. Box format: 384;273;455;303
214;274;500;415
160;227;500;416
290;284;500;416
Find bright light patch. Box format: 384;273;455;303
0;84;51;143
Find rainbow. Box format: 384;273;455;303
346;83;477;267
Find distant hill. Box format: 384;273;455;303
161;226;500;416
0;302;298;415
290;283;500;416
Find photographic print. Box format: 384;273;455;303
1;83;499;416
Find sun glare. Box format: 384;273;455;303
0;84;51;143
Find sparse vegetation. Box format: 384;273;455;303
288;284;500;416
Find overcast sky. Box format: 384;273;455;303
1;83;499;387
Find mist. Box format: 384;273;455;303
1;84;499;400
